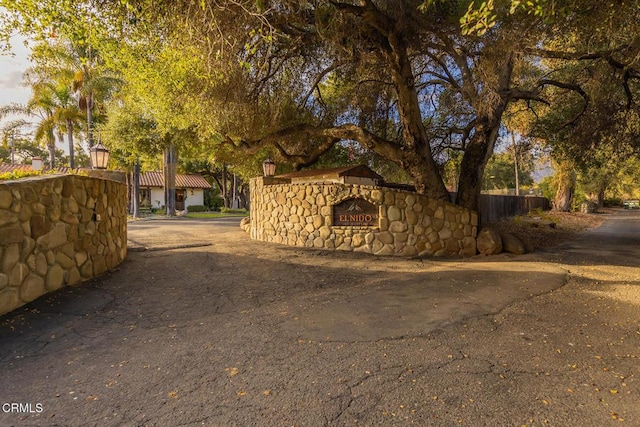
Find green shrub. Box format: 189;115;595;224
604;197;622;207
220;207;247;214
187;205;207;212
0;170;42;181
208;198;223;211
0;169;89;181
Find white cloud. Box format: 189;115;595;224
0;70;26;89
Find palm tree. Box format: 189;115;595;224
28;86;58;169
1;119;30;163
0;90;57;169
30;40;122;149
50;83;83;168
23;37;119;168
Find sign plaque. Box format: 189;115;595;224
333;198;378;227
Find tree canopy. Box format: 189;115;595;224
1;0;638;212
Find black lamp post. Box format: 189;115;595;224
262;157;276;177
90;142;110;170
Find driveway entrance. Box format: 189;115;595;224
1;212;639;426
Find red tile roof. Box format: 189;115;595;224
139;171;212;189
0;164;211;189
275;165;383;181
0;163;81;174
0;164;34;173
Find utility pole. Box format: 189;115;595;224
511;132;520;196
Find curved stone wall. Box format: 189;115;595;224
0;175;128;315
250;178;477;257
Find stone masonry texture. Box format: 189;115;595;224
0;174;127;315
250;178;477;257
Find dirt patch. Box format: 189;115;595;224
486;210;605;249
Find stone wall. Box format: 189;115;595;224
0;175;127;315
250;178;477;257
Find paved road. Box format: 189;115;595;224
1;211;639;426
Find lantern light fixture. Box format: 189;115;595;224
90;142;110;170
262;157;276;177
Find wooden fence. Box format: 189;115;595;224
478;194;550;223
382;185;550;224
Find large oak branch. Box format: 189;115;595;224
231;123;404;164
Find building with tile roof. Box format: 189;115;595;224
274;165;383;186
0;162;81;175
1;162;212;211
139;171;212;211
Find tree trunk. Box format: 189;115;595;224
86;93;94;149
379;18;450;203
133;158;141;218
456;119;502;213
455;51;513;213
48;143;56;169
67;118;75;169
554;161;576;211
512;132;519;196
232;173;238;209
126;171;132;214
164;145;177;216
597;187;605;209
238;183;249;210
221;166;231;208
589;183;607;209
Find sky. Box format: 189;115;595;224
1;34;34;153
0;35;31;113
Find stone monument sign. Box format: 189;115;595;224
333;198;378;227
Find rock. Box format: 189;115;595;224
0;190;13;209
35;253;48;276
20;274;45;302
10;263;29;287
500;233;526;255
67;267;81;286
0;225;24;245
521;236;535;253
319;226;331;240
389;221;407;233
0;210;17;227
36;223;67;250
370;189;383;203
477;228;503;255
387;206;401;221
2;244;20;272
378;231;394;244
0;288;20;315
46;265;65;291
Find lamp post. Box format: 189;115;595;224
90;142;110;170
262;157;276;177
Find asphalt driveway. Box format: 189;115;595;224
1;211;639;426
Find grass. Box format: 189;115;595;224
186;212;249;219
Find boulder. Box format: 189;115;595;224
477;228;502;255
500;232;526;255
